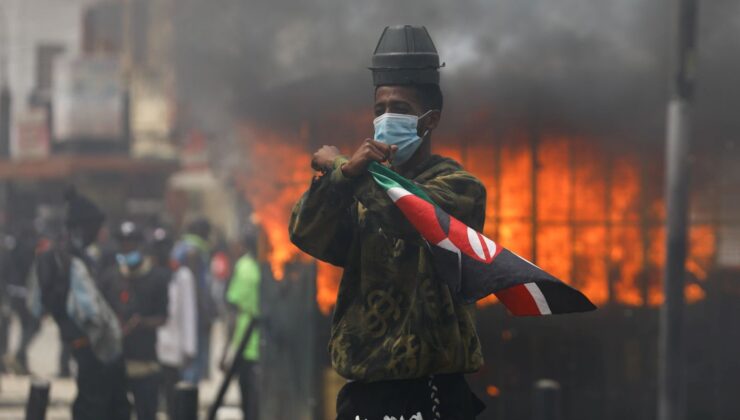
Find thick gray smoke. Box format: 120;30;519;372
173;0;740;148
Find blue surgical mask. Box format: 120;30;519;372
373;111;433;166
117;250;143;268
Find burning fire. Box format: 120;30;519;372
236;118;716;315
234;124;314;280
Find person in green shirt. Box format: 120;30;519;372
289;25;486;419
225;232;261;419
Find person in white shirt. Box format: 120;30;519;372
152;228;198;419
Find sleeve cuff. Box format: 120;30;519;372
329;156;352;186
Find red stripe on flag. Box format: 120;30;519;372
477;232;490;261
494;284;542;316
395;194;447;244
448;218;486;263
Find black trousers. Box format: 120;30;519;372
72;347;130;420
129;371;161;420
336;373;485;420
59;343;72;377
13;302;40;368
0;309;8;369
161;364;181;420
238;361;259;420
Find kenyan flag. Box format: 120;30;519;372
368;162;597;316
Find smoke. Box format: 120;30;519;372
173;0;740;148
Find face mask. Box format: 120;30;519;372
117;250;143;268
373;111;433;166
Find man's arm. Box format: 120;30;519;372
333;139;486;237
289;149;357;267
351;169;487;237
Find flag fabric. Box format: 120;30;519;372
368;162;597;316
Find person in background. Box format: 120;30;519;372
0;234;11;374
101;221;169;420
3;225;41;374
28;188;129;420
154;227;198;419
34;214;74;378
224;232;261;420
150;226;174;269
173;218;215;382
210;234;232;322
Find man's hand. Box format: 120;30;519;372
341;139;397;178
311;145;341;173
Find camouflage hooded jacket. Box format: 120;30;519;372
289;154;486;382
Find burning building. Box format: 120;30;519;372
171;0;740;418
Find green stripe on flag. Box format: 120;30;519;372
368;162;435;205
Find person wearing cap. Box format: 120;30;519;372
100;221;170;420
290;26;486;419
28;188;130;420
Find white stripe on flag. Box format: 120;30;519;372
524;283;552;315
483;236;497;259
386;187;412;203
436;238;460;254
467;228;486;260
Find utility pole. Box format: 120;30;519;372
0;3;10;158
658;0;699;419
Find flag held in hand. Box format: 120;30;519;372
368;162;597;316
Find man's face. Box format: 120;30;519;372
374;86;440;138
374;86;424;118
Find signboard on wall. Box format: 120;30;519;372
14;107;50;159
52;56;125;143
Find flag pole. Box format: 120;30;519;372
658;0;699;419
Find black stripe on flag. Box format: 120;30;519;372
432;246;596;314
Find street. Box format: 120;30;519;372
0;317;242;420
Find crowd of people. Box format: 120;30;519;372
0;188;261;420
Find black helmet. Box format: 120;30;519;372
64;187;105;229
114;220;144;242
187;218;211;240
370;25;442;86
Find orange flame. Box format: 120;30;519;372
236;118;716;314
234;123;313;280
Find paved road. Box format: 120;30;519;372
0;317;242;420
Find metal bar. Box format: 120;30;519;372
532;379;562;420
658;0;699;419
25;378;50;420
207;318;259;420
568;138;577;289
639;152;651;307
605;152;615;304
174;382;199;420
0;85;10;158
530;121;539;264
493;121;502;240
659;98;693;420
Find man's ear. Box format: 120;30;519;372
421;110;441;132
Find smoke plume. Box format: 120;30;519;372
173;0;740;149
